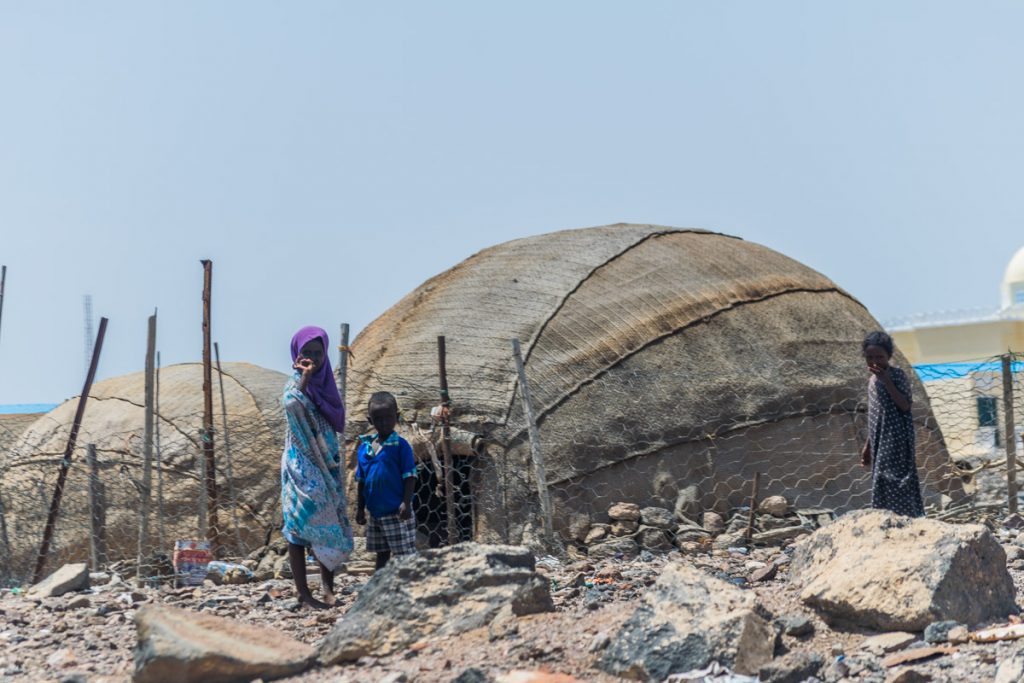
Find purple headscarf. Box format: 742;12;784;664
290;326;346;433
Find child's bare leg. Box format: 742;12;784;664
287;543;329;609
375;551;391;570
319;563;336;605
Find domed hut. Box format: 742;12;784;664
1;362;287;578
345;224;963;547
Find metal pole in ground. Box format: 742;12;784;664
200;260;219;552
744;472;761;545
1004;353;1019;515
338;323;350;405
214;342;243;552
137;312;156;584
34;317;108;583
511;338;554;548
437;336;458;545
87;444;107;570
155;351;165;553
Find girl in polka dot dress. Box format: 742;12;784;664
860;331;924;517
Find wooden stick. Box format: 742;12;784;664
745;472;761;545
437;336;458;545
137;312;156;584
338;323;350;406
1004;353;1018;515
34;317;108;583
200;260;219;551
511;338;554;548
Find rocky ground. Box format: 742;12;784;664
5;507;1024;682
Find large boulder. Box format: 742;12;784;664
318;543;554;663
133;604;315;683
28;562;89;599
790;509;1016;630
599;563;775;681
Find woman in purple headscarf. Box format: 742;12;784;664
280;326;353;609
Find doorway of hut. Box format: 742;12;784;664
414;455;474;547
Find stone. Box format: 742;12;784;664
488;604;519;641
318;543;554;663
587;537;639;561
610;519;639;536
702;511;725;534
752;526;809;545
749;564;778;583
453;669;494;683
995;653;1024;683
790;510;1016;631
599;563;775;680
1005;544;1024;562
28;563;89;599
46;647;77;668
758;651;823;683
889;670;932;683
639;507;674;530
567;514;591;543
637;526;673;552
946;625;969;644
712;532;744;550
759;495;790;517
674;485;702;522
861;631;916;654
923;620;963;644
378;673;408;683
66;595;91;610
588;632;611;653
584;525;608;545
759;515;795;531
777;613;813;637
133;604;315;683
674;529;711;545
608;502;641;522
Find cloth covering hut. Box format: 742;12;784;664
0;362;287;579
344;224;963;546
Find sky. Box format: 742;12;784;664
1;2;1023;404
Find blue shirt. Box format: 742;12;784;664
355;432;417;518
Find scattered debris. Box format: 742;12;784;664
881;645;957;668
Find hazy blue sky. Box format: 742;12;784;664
2;2;1022;404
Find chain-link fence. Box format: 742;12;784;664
2;347;1021;587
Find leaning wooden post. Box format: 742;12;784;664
744;472;761;545
337;323;350;404
437;336;458;545
199;259;220;551
87;444;107;570
137;312;156;584
511;338;554;548
34;317;108;583
1004;353;1019;515
214;342;243;552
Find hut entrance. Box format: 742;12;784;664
414;455;474;547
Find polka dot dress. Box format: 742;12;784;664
868;366;925;517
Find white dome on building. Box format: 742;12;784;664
1003;246;1024;309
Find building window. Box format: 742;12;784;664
978;396;999;427
1016;288;1024;305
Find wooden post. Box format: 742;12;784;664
137;312;156;584
200;260;219;551
338;323;350;405
511;338;554;547
1004;354;1019;515
214;342;243;552
34;317;108;582
437;336;458;545
87;444;107;570
744;472;761;545
155;351;165;552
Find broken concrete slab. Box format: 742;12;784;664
28;563;89;599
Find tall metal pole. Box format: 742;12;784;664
1003;353;1019;515
511;338;554;548
34;317;108;583
214;342;243;552
155;351;165;553
200;260;219;551
437;336;458;545
137;312;156;584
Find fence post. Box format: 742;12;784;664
338;323;350;405
34;317;108;583
87;444;107;570
214;342;243;552
437;336;458;545
511;338;554;548
1004;353;1019;515
137;312;156;584
200;259;219;552
744;472;761;545
155;351;165;553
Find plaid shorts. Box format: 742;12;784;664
366;513;417;555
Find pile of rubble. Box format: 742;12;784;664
572;491;833;560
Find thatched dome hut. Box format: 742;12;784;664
1;362;287;578
345;224;962;546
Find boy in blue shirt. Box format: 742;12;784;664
355;392;418;569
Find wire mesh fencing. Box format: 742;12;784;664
1;347;1021;587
